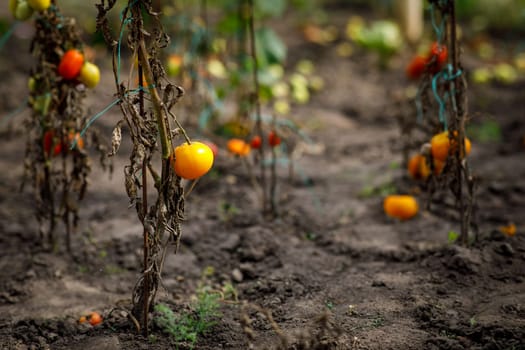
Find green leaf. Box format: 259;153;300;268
467;120;502;142
255;0;287;18
256;28;287;65
217;13;243;34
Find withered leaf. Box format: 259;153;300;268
108;123;122;157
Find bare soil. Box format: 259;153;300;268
1;5;524;350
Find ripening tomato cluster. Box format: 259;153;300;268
9;0;50;21
57;49;101;89
406;41;448;80
250;131;282;149
408;130;472;181
43;130;84;157
225;131;282;158
79;311;102;326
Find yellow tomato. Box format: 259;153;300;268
172;141;214;180
383;195;419;220
9;0;18;14
79;61;100;89
27;0;50;11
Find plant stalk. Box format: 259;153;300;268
449;0;468;245
247;0;268;214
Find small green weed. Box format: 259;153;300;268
218;200;240;221
369;315;385;328
154;288;221;349
448;231;459;244
467;120;502;143
358;181;397;198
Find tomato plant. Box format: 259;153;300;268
383;195;419;220
58;49;84;80
172;141;214;180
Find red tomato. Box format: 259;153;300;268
406;55;427;80
428;42;448;73
268;131;281;147
58;49;84;80
43;130;62;156
250;135;262;149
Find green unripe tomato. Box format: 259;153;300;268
9;0;18;14
28;77;36;92
15;1;34;21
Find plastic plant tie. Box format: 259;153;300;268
117;0;139;84
0;97;28;127
72;87;147;150
431;64;462;130
430;3;447;44
0;22;20;52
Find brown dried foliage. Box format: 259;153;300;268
96;0;187;333
22;2;108;251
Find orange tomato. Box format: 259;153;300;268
172;141;214;180
227;138;251;157
58;49;84;80
431;131;471;161
88;312;102;326
383;195;419;220
68;132;84;151
499;223;516;237
408;154;425;179
406;55;427;80
408;154;445;180
78;316;87;324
